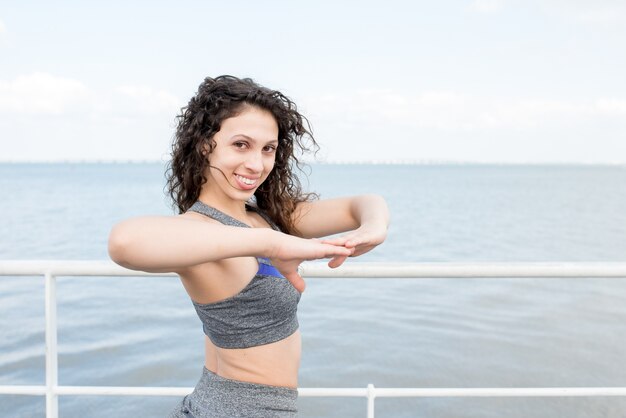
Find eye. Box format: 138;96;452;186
233;141;248;149
263;144;277;153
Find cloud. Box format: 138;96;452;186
469;1;626;23
0;73;183;162
469;0;504;13
0;73;181;117
113;85;181;116
537;0;626;24
595;98;626;114
0;73;90;114
0;19;8;47
300;90;626;164
304;89;626;132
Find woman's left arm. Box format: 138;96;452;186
293;194;389;267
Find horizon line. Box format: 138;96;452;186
1;159;626;166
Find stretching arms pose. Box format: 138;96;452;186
108;76;389;417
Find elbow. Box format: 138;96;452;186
356;194;390;230
359;193;387;208
360;193;390;216
369;193;387;205
107;223;134;269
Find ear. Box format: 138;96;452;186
202;139;216;156
201;141;210;156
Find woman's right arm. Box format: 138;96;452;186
108;216;353;292
108;216;278;273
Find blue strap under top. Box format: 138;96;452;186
186;201;301;349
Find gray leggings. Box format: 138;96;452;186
168;367;298;418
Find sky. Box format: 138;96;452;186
1;0;625;164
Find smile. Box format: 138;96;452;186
235;174;258;186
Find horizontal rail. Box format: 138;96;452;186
4;385;626;398
2;260;626;418
2;260;626;278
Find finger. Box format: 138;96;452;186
322;243;353;257
350;244;376;257
320;236;350;246
328;255;348;268
343;239;359;248
283;270;306;293
344;234;369;248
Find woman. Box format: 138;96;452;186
108;75;389;417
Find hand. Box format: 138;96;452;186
268;234;354;293
320;223;387;268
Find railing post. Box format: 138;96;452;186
45;272;58;418
2;261;626;413
367;383;375;418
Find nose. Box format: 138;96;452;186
244;150;264;172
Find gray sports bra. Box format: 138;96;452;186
187;201;301;349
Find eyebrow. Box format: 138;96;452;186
233;134;278;145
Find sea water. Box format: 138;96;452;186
1;163;625;417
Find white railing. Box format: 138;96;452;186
1;260;626;418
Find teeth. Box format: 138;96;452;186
236;175;256;185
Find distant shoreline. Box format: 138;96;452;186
1;160;625;167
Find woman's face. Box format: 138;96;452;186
203;105;279;204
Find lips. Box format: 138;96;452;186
234;174;259;190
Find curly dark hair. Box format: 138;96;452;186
165;75;318;235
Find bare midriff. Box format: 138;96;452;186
180;211;302;389
204;329;301;389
